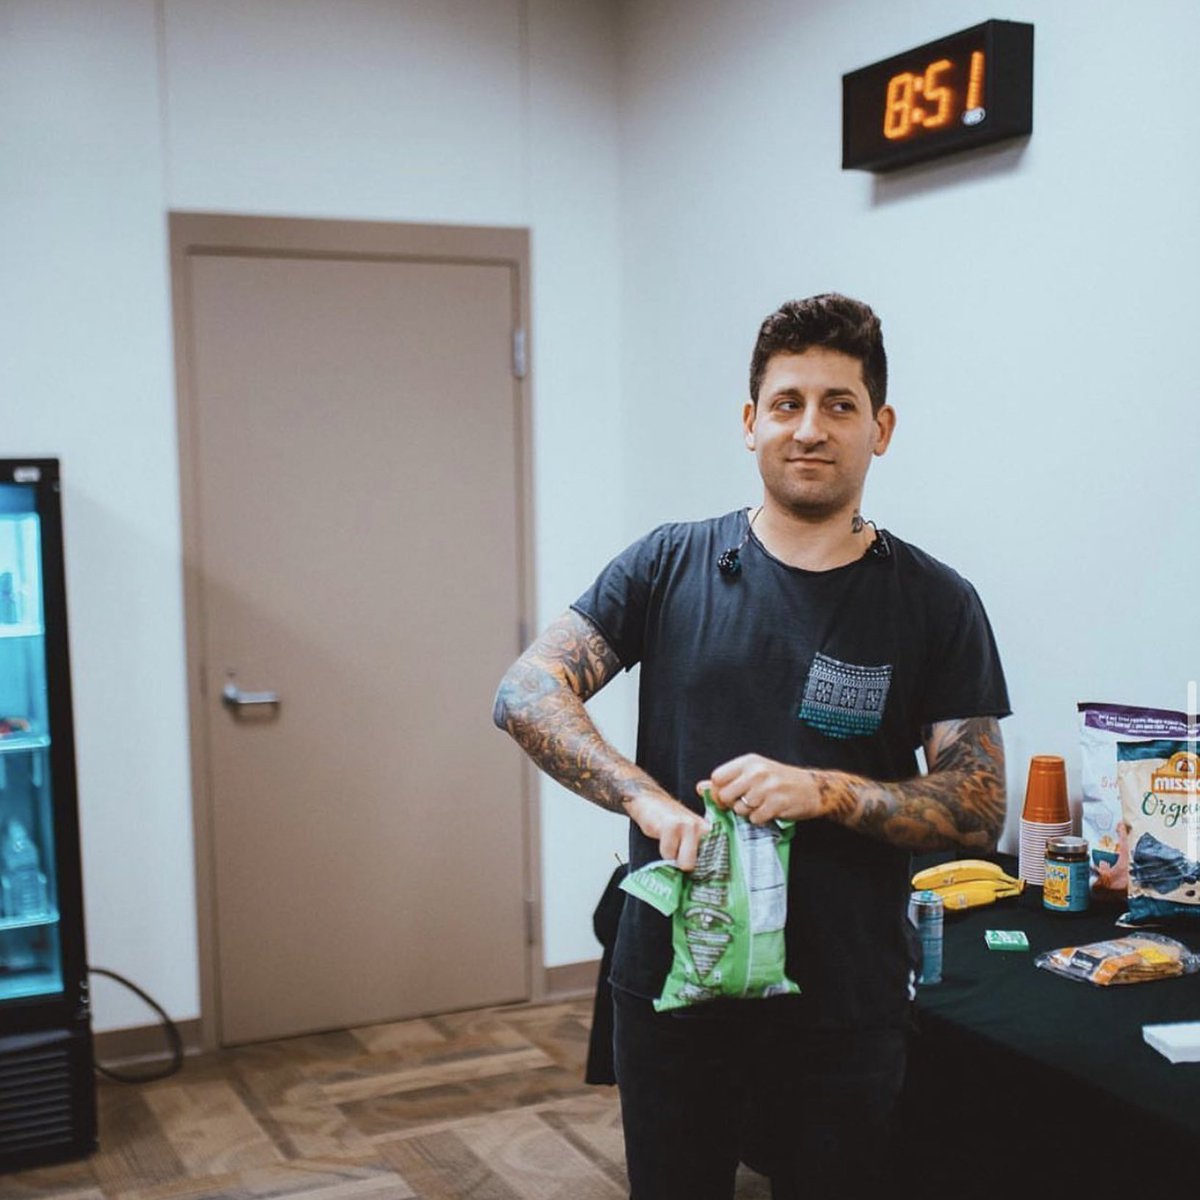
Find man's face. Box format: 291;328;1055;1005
742;348;895;521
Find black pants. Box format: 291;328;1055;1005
613;987;906;1200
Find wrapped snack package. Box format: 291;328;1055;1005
1117;740;1200;927
1078;702;1195;902
1035;933;1200;986
620;788;799;1012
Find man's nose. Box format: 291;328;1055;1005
793;408;827;445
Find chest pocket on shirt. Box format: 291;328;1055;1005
798;652;893;739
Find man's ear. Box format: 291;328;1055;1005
742;400;756;450
872;405;897;456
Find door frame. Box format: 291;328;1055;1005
169;212;541;1050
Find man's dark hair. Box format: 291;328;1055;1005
749;293;887;414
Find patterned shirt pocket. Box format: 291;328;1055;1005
798;653;893;739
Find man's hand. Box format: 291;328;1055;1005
625;794;712;871
700;755;829;825
698;717;1006;853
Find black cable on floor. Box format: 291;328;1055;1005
88;965;185;1083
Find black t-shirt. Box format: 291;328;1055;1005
572;509;1010;1029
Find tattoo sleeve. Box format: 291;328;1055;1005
491;609;668;815
820;717;1007;852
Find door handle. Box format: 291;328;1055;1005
222;681;281;710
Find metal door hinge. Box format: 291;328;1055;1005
512;328;528;380
525;898;537;946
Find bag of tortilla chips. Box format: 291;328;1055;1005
1078;702;1195;902
1118;739;1200;926
620;788;800;1012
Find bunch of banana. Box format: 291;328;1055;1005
911;859;1024;911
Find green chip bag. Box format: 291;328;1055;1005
620;788;800;1012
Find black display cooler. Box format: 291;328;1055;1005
0;459;96;1171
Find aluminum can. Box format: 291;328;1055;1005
908;889;944;985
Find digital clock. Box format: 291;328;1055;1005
842;20;1033;173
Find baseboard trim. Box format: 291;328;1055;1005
544;958;600;999
92;1017;204;1065
91;973;599;1060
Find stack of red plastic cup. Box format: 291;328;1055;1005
1018;755;1072;886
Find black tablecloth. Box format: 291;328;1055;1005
896;855;1200;1190
586;855;1200;1188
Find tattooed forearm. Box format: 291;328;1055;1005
492;610;668;815
820;717;1006;852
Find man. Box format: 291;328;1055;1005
493;294;1009;1199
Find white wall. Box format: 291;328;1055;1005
0;0;198;1034
1;0;627;1033
163;1;526;223
616;0;1200;847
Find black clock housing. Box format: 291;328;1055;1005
842;20;1033;173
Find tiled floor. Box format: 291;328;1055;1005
3;998;770;1199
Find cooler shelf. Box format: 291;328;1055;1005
0;910;59;934
0;734;50;757
0;971;64;1002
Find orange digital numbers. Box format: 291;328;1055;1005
922;59;954;127
966;50;986;113
883;73;916;139
882;57;957;140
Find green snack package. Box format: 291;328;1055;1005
620;788;800;1011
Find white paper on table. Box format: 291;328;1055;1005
1142;1021;1200;1063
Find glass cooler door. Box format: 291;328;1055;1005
0;483;62;1003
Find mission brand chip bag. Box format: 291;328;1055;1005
620;789;800;1012
1117;739;1200;927
1078;702;1195;902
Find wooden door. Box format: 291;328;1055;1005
173;218;533;1045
